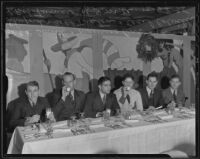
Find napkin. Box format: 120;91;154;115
51;120;68;128
124;119;139;124
157;114;173;120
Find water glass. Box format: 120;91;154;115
46;108;52;119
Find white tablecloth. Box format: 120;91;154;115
7;117;195;155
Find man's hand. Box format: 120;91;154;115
24;115;40;126
47;112;56;122
70;115;76;120
96;112;103;118
61;86;70;101
167;101;176;108
115;109;121;116
31;114;40;123
146;106;156;113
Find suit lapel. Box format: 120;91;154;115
74;90;79;109
96;92;104;106
168;88;173;99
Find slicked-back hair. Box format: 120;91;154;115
98;76;111;86
170;74;181;81
63;72;76;81
123;73;134;81
147;72;158;81
26;81;39;90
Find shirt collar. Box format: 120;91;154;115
28;98;37;107
99;90;106;99
170;87;177;95
146;86;153;95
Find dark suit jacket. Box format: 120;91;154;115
139;87;164;110
83;91;120;118
52;89;85;121
162;87;185;106
8;96;50;131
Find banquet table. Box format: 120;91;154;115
7;111;195;155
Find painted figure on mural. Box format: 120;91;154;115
6;34;28;72
50;32;93;92
102;39;131;70
49;32;131;92
157;39;183;79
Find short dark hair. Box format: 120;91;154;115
147;72;158;80
63;72;76;80
170;74;181;81
123;73;134;81
98;76;111;86
26;81;39;90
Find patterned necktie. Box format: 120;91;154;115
102;94;106;105
68;92;75;105
126;94;130;104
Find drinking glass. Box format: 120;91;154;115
46;108;52;119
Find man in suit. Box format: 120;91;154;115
139;73;164;110
52;72;85;121
162;74;185;107
84;76;120;118
8;81;53;132
114;74;143;114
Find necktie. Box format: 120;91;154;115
68;92;75;105
102;95;106;105
30;101;35;107
119;88;126;104
126;94;130;104
149;90;154;107
173;90;177;102
150;90;154;98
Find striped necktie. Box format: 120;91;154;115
173;90;177;102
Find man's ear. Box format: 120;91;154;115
98;85;101;90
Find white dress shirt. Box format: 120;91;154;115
146;86;154;97
114;87;143;113
170;88;177;96
99;91;106;103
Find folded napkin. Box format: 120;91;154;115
51;120;68;128
90;124;105;128
124;119;139;124
157;114;173;120
53;128;71;133
153;110;168;116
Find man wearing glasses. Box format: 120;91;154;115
52;72;86;121
114;74;143;115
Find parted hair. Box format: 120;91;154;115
26;81;39;90
63;72;76;80
98;76;111;86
